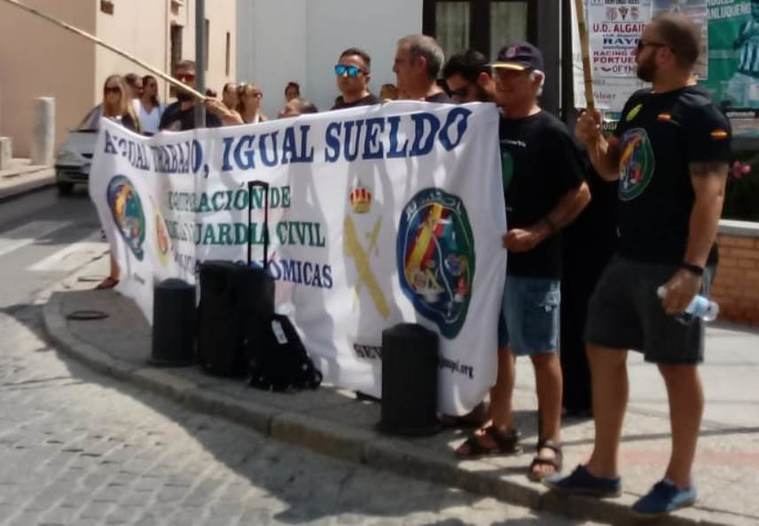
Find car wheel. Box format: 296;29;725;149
57;182;74;196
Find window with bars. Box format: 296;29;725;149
424;0;534;60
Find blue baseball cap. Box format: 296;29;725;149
491;42;544;72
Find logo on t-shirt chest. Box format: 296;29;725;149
618;128;655;201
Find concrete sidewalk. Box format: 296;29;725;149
40;254;759;526
0;158;55;200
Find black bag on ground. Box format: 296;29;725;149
246;314;323;392
196;180;275;377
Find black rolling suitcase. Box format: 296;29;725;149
196;180;275;376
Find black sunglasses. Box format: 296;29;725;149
104;86;121;94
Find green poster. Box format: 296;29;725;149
701;0;759;109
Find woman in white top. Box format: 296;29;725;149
135;75;164;135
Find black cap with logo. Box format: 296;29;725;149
491;41;544;72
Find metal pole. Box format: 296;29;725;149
194;0;207;127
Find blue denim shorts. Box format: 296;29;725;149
499;275;561;356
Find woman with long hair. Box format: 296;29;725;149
101;74;140;133
136;74;163;135
96;75;140;290
237;83;268;124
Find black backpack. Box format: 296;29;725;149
246;314;323;392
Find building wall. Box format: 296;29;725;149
0;0;236;158
0;0;96;157
712;222;759;326
237;0;423;117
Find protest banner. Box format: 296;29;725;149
89;102;507;415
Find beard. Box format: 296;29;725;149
636;55;657;82
176;89;194;103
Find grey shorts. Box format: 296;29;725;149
585;257;713;364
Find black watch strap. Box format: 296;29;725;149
679;262;704;276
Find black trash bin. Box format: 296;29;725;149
379;323;441;436
149;278;196;367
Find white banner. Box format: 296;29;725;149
89;102;507;415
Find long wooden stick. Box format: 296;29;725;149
0;0;205;100
574;0;595;111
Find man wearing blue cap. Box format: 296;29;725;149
455;42;590;483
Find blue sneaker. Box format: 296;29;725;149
543;464;622;498
632;479;697;516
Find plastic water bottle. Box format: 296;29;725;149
656;286;719;324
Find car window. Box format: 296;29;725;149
76;105;102;131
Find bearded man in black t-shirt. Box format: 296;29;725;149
454;43;591;483
546;13;731;517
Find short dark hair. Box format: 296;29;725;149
340;47;372;71
223;82;237;94
442;49;489;83
285;81;300;95
652;12;701;69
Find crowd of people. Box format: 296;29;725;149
94;13;732;518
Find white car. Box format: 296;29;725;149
54;105;101;195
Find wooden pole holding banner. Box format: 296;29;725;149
0;0;206;100
574;0;596;111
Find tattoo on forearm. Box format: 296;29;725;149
689;161;728;178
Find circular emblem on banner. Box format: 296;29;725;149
618;128;655;201
106;175;146;261
397;188;475;339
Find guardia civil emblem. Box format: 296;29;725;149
107;175;146;261
618;128;655;201
397;188;475;339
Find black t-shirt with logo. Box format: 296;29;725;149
159;101;222;131
331;93;380;110
500;111;585;278
613;86;731;265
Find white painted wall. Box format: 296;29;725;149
237;0;423;117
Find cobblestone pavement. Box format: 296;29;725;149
0;305;597;526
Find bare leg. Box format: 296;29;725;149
530;351;563;477
585;344;628;479
490;346;516;429
658;364;703;488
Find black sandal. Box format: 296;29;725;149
455;425;522;459
528;439;563;481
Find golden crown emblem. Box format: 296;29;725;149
350;186;372;214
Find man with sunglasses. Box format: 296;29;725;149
545;13;731;516
159;60;221;131
455;43;590;485
442;49;495;104
331;48;380;110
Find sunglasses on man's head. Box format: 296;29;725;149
104;87;121;94
334;64;365;78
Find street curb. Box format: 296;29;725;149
0;169;55;202
41;291;739;526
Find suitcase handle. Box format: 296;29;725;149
247;180;269;269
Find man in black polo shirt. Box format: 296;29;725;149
331;48;380;110
546;13;731;516
159;60;221;131
393;34;451;103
